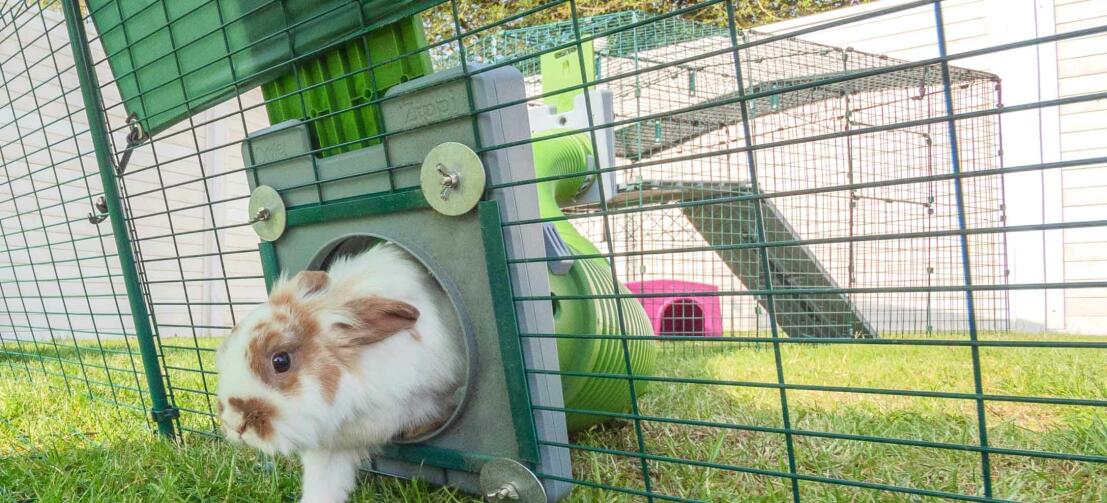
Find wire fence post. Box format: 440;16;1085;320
724;2;801;501
933;1;992;496
61;0;177;440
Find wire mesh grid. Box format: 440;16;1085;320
0;1;156;422
543;18;1011;347
1;0;1106;501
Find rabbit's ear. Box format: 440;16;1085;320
336;295;419;346
293;270;329;295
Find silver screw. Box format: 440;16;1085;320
436;163;460;201
485;484;519;501
249;207;271;224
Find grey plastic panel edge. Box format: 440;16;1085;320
476;67;573;503
385;64;572;501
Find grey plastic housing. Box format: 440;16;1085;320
241;64;572;501
542;223;574;276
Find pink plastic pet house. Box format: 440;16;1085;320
626;280;723;337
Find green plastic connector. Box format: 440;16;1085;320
531;130;656;432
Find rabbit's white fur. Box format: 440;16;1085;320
215;243;464;503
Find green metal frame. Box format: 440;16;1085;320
257;241;280;292
478;201;541;464
285;189;428;227
61;0;177;439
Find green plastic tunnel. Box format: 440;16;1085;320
531;130;657;433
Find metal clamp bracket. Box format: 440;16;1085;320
87;195;109;224
114;113;146;176
151;406;180;423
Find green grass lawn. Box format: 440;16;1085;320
2;333;1105;502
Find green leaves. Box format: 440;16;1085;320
423;0;869;40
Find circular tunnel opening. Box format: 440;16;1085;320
308;234;475;445
660;299;706;337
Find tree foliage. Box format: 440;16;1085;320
424;0;869;37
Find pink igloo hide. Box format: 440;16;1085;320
625;280;723;337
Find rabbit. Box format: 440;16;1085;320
215;242;465;503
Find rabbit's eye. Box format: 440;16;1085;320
272;352;291;373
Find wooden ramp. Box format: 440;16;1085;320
568;181;877;338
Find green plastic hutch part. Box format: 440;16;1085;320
539;40;595;113
86;0;438;136
243;65;576;501
260;16;433;157
90;0;655;495
530;130;656;432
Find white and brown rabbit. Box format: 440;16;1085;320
215;243;464;503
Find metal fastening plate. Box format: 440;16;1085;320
420;142;486;216
480;458;546;503
248;185;287;242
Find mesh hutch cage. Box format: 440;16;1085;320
2;1;1105;502
469;11;1009;343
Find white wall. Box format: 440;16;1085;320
0;6;267;343
1055;0;1107;333
0;6;129;342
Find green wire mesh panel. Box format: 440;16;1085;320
0;2;159;432
3;1;1107;502
479;10;1009;346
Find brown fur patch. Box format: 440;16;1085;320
228;396;277;440
339;296;419;345
286;301;321;343
247;326;302;395
269;289;293;306
243;278;416;406
245;297;346;403
294;270;329;295
316;361;341;403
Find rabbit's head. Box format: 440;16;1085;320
215;244;462;455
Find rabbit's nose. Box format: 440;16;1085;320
221;421;244;442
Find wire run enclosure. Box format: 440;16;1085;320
471;11;1009;340
1;1;1106;502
